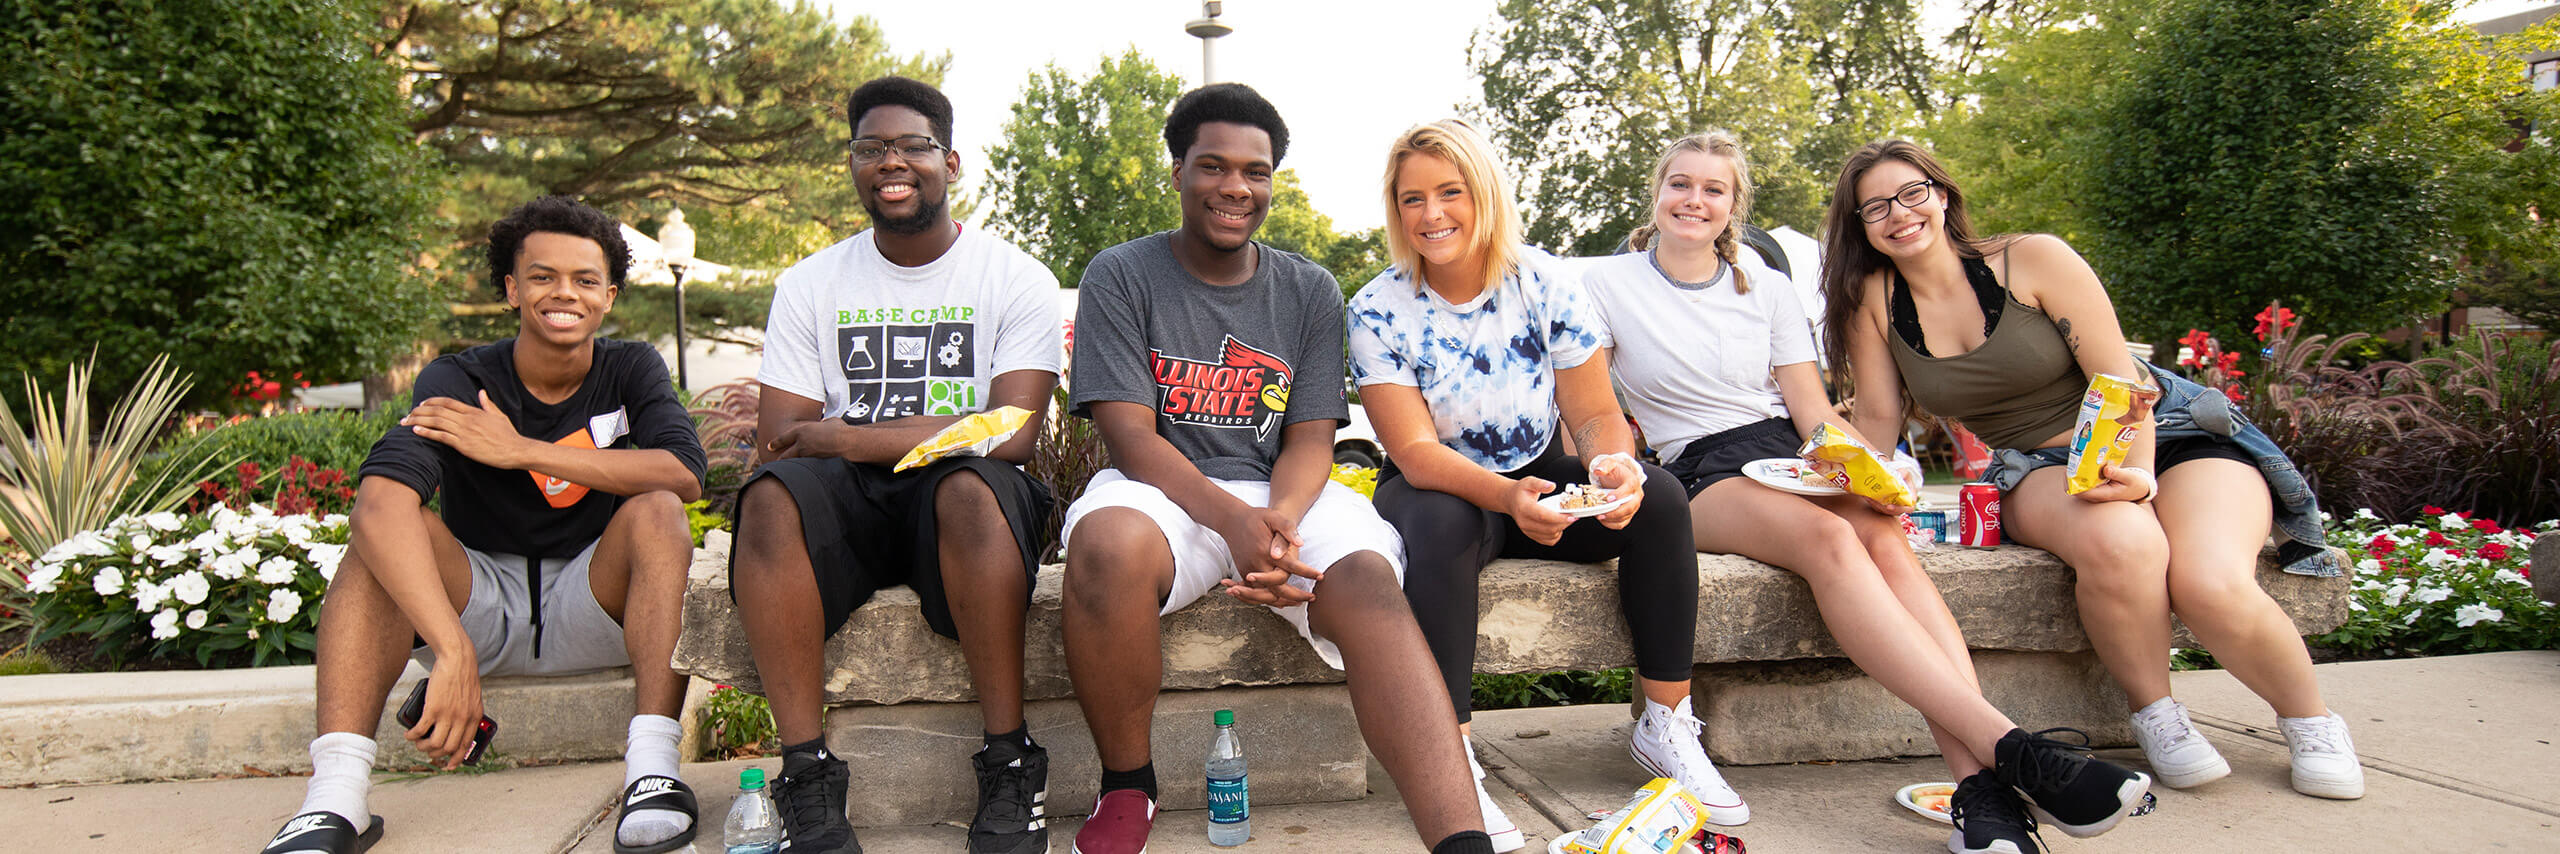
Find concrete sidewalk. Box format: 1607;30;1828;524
15;652;2557;852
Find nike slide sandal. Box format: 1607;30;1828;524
613;775;700;854
260;811;382;854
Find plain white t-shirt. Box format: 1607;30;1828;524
1584;249;1817;462
758;228;1062;423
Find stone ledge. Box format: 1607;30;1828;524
673;540;2349;706
0;662;648;786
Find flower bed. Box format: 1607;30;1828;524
23;504;345;667
2316;507;2556;657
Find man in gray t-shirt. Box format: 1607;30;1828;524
1052;84;1492;854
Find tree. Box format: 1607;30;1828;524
983;50;1378;290
0;0;439;409
2087;0;2454;346
1921;0;2137;242
1470;0;1929;257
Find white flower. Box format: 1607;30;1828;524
2420;549;2457;568
144;512;183;532
266;588;303;623
2454;603;2504;627
150;608;181;640
306;543;348;582
93;566;125;596
2412;585;2453;605
24;562;62;594
246;627;260;640
2354;508;2380;522
132;580;170;612
168;571;211;606
2497;569;2530;588
254;556;300;586
2349;599;2365;612
184;609;208;629
2356;558;2382;574
2438;513;2468;529
127;532;152;552
2384;581;2410;607
2402;608;2424;625
147;544;190;566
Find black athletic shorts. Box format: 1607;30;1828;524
1661;417;1801;498
2152;434;2253;474
734;455;1053;639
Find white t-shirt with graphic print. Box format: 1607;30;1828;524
758;228;1062;423
1583;249;1815;463
1347;248;1601;473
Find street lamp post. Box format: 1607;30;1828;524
657;208;696;391
1185;1;1231;84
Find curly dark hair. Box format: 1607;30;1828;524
1163;83;1288;164
849;75;954;146
486;195;629;291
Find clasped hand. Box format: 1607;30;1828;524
1216;506;1318;608
403;391;529;468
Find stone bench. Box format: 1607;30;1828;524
671;532;2347;824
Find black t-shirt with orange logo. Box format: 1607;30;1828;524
357;338;707;559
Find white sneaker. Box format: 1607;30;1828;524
1628;697;1749;826
1464;736;1527;853
2279;712;2365;799
2129;696;2230;789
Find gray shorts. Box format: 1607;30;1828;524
411;540;630;677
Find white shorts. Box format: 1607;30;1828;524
1060;469;1405;669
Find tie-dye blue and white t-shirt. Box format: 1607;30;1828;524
1347;251;1601;473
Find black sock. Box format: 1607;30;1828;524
1098;762;1157;801
1434;830;1495;854
984;725;1032;751
782;737;829;766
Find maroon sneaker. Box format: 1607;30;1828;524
1070;789;1156;854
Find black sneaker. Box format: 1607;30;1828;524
970;738;1051;854
1993;728;2151;838
776;747;860;853
1947;770;2040;854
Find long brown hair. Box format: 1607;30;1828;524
1816;139;1993;384
1626;130;1754;294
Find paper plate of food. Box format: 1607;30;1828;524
1538;482;1638;518
1894;781;1957;824
1742;458;1847;496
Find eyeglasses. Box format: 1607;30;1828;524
851;135;945;164
1857;180;1936;223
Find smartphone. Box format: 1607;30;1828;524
395;678;497;765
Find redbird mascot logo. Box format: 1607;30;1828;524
1151;336;1293;439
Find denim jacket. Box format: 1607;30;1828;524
1979;364;2344;577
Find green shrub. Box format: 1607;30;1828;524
126;400;405;513
1471;668;1635;711
695;685;779;760
25;506;343;668
2314;509;2557;657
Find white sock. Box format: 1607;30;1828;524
618;714;691;849
297;732;377;828
1463;733;1487;781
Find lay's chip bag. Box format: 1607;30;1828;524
1798;423;1921;509
1560;778;1709;854
894;406;1035;472
2064;373;2161;495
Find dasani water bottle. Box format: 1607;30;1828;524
1207;708;1250;846
723;767;784;854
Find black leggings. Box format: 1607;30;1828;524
1379;440;1698;722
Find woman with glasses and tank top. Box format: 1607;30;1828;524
1817;140;2365;813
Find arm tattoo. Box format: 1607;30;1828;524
1571;417;1604;458
2054;317;2082;355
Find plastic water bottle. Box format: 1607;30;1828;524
1206;708;1250;846
723;767;784;854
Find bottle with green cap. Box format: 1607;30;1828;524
1207;708;1249;846
723;767;782;853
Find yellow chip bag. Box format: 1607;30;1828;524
893;406;1034;472
2064;373;2161;495
1798;423;1920;508
1560;778;1710;854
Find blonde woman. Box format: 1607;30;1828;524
1587;131;2154;854
1347;120;1732;850
1817;139;2366;804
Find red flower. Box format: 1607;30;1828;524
2253;305;2298;342
2446;547;2468;558
2472;518;2504;534
2425;531;2452;547
2178;329;2214;367
2481;543;2510;561
2424;505;2448;515
2222;383;2249;402
2366;535;2396;556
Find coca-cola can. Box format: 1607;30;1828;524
1958;483;2002;547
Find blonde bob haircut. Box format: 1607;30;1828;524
1626;129;1755;294
1380;119;1523;296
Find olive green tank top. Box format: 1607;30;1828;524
1885;272;2083;451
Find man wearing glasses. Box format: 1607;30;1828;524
728;75;1063;854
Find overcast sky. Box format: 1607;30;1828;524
825;0;2552;233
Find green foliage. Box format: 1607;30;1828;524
2313;510;2557;657
984;50;1186;289
24;507;343;668
0;649;60;676
1922;0;2136;241
684;379;761;517
1471;0;1930;254
695;684;780;760
1260;173;1390;295
1470;668;1636;711
1027;389;1111;562
686;500;728;549
0;0;440;408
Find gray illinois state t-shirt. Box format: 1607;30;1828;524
1069;232;1350;482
